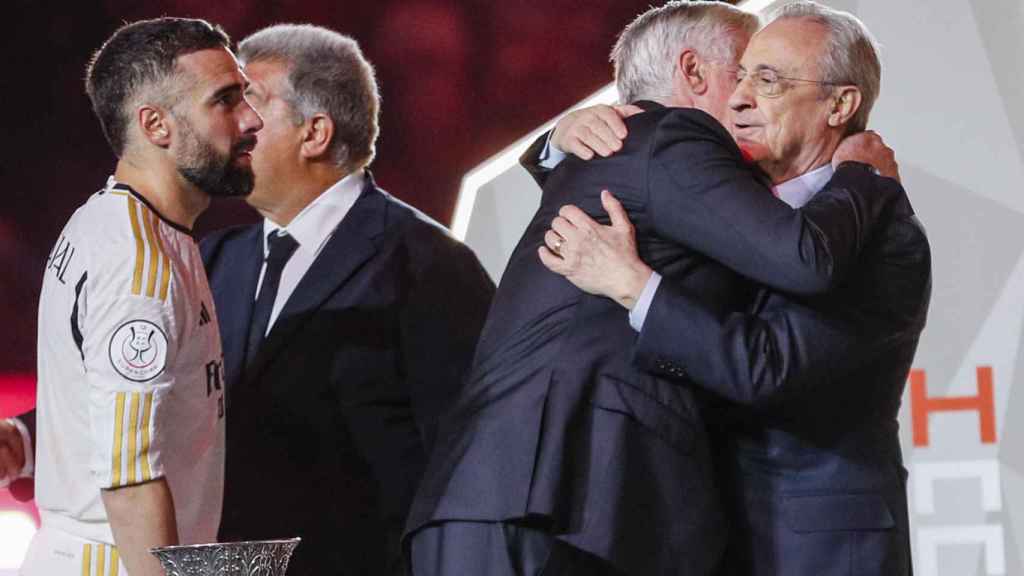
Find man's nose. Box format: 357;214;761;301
729;76;755;112
240;100;264;134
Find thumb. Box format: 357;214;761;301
601;190;630;230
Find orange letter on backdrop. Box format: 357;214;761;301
910;367;997;447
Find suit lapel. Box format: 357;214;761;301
246;176;387;381
218;225;264;393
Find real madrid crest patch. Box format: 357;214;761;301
108;320;168;382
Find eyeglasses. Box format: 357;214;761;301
735;67;838;98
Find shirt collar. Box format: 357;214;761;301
263;170;365;256
772;163;834;208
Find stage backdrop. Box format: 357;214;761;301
455;1;1024;574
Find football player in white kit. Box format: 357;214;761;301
22;17;262;576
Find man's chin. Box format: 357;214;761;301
224;165;256;197
735;140;770;164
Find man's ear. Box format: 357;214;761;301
138;105;173;148
300;113;335;160
678;49;708;95
827;86;862;128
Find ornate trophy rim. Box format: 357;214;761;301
150;537;301;554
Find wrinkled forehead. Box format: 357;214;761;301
740;17;827;76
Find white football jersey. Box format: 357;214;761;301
33;177;225;547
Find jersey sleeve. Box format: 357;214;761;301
82;205;181;490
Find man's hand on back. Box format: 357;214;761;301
539;190;652;310
833;130;900;181
551;104;642;160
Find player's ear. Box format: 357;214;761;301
138;105;172;148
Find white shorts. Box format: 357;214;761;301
20;525;126;576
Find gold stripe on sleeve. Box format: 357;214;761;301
81;544;92;576
126;392;141;485
96;544;106;576
140;391;154;481
152;212;172;302
143;208;161;298
128;200;145;296
109;547;120;576
111;393;126;487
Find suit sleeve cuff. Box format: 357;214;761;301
835;160;880;176
629;272;662;332
538;132;569;170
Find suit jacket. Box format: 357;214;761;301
405;102;905;575
200;173;494;576
635;172;930;575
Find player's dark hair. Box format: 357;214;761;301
85;17;231;157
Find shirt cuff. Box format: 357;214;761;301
628;272;662;332
1;417;33;486
538;132;569;170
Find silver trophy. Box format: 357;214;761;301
150;538;300;576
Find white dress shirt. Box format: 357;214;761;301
256;170;366;335
538;133;565;169
771;163;834;210
629;163;835;330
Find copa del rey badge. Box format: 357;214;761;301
109;320;168;382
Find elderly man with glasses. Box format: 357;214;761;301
530;2;928;575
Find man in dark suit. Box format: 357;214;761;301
201;25;494;575
534;3;928;575
404;3;910;575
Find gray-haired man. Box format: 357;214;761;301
200;23;494;576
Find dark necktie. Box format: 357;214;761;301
246;231;299;366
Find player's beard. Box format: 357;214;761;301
175;117;255;198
